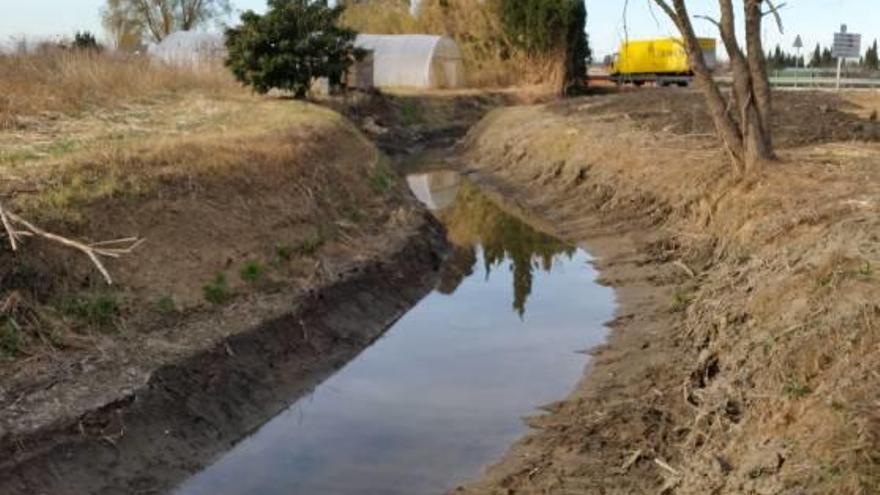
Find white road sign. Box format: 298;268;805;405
832;25;862;91
833;24;861;59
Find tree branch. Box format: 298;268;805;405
694;15;721;29
0;201;142;285
652;0;748;172
763;0;785;33
0;202;18;251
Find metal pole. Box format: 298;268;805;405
837;57;844;91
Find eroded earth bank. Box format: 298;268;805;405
0;93;452;494
457;90;880;494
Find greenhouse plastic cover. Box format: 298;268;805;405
355;34;466;89
149;31;226;66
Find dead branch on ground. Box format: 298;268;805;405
0;200;142;284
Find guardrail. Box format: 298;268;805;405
716;75;880;89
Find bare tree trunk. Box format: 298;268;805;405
180;0;206;30
744;0;775;157
653;0;778;176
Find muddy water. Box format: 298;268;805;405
171;172;614;495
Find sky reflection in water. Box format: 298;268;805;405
172;172;614;495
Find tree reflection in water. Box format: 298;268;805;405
436;182;576;317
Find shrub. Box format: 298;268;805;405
370;170;397;193
298;234;325;256
63;293;121;329
276;245;294;262
240;261;264;283
225;0;363;97
155;295;177;315
0;320;21;356
203;273;231;305
73;31;102;51
400;100;424;125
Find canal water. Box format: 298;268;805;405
171;171;614;495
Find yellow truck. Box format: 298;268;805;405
610;38;717;87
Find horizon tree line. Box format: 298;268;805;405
765;39;880;70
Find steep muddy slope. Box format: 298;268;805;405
0;97;447;494
458;90;880;494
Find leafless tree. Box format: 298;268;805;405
102;0;146;51
652;0;783;175
101;0;232;43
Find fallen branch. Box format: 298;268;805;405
620;449;644;473
654;458;681;476
0;200;142;284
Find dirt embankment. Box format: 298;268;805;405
0;94;447;493
457;90;880;494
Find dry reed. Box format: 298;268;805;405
0;49;241;128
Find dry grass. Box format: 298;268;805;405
340;0;565;88
0;49;397;358
462;91;880;493
0;49;241;129
4;97;345;222
0;92;401;361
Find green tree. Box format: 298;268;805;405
865;40;879;71
821;46;834;67
768;45;783;69
72;31;102;51
502;0;568;53
225;0;362;98
563;0;591;94
809;43;821;68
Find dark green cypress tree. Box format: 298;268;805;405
771;45;783;69
822;47;834;67
500;0;591;95
563;0;590;95
866;40;879;71
810;43;821;68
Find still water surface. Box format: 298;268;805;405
172;172;614;495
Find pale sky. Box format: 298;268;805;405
590;1;880;59
1;0;878;59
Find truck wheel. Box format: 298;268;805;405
677;81;689;88
633;80;645;87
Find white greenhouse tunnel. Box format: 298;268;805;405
354;34;467;89
148;31;226;67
